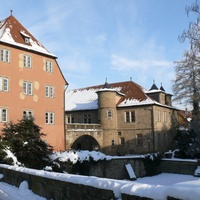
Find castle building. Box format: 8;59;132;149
0;13;68;150
65;80;178;155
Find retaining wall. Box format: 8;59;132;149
0;158;199;200
0;166;115;200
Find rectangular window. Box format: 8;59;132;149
111;139;115;146
45;60;53;73
0;77;9;92
24;55;32;68
119;137;125;145
136;134;143;146
107;110;112;118
163;111;167;123
23;81;33;95
67;115;74;123
0;108;8;122
23;110;33;119
156;110;161;122
45;112;54;124
0;49;10;62
45;85;54;98
83;114;91;123
125;111;135;122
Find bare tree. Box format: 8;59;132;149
173;47;200;117
173;1;200;119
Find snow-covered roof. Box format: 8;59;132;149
65;89;99;111
0;15;56;57
65;81;160;111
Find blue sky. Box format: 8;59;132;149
0;0;195;95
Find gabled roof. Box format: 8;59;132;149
65;81;160;111
0;14;55;57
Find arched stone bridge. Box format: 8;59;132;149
65;123;103;151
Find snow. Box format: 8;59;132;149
194;166;200;176
50;150;143;164
0;180;46;200
125;163;136;179
65;89;99;110
65;87;156;111
0;151;200;199
118;98;155;107
0;22;55;57
0;168;199;200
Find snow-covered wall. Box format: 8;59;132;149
0;166;115;200
0;158;199;200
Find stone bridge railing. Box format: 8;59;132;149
66;123;102;130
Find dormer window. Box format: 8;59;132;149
20;31;30;44
25;37;30;44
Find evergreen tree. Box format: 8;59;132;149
174;128;199;158
1;117;53;169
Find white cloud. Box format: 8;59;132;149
61;56;91;73
111;54;172;71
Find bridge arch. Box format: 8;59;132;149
71;135;100;151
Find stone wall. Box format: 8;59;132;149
0;167;115;200
159;159;199;175
88;158;146;179
0;159;198;200
63;157;198;179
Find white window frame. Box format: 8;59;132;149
25;37;30;44
163;111;167;123
67;115;74;123
23;54;32;68
23;81;33;95
107;110;112;118
45;85;54;98
119;137;125;145
156;110;161;122
0;77;9;92
45;112;54;124
125;111;135;123
45;60;53;73
0;108;8;122
1;49;10;62
23;110;33;119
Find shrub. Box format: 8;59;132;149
1;117;53;169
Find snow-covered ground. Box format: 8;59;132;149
0;150;200;200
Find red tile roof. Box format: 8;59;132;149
87;80;148;102
0;14;53;56
65;81;158;111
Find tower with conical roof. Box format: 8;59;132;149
96;80;124;153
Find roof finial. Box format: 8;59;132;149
10;10;13;16
103;78;110;89
130;77;132;81
160;82;165;91
149;79;158;90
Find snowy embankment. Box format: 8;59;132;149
0;150;200;200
